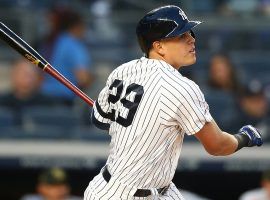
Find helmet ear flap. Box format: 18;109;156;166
137;35;153;57
190;30;195;39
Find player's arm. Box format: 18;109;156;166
91;76;114;131
195;120;263;156
174;80;262;156
91;91;111;130
195;120;238;156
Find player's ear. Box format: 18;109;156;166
152;41;165;56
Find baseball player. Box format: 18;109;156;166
84;5;263;200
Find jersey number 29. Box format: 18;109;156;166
108;79;144;127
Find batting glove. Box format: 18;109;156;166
234;125;263;151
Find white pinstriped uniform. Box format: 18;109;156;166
84;57;212;200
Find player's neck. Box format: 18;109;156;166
148;52;180;70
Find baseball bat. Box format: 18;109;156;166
0;22;94;106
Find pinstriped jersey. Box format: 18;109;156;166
92;56;212;189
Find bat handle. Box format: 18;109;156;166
43;64;94;107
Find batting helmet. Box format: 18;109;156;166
136;5;202;56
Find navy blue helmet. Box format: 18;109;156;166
136;5;202;55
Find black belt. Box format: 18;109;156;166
102;166;168;197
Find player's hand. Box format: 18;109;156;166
238;125;263;147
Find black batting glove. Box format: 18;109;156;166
234;125;263;151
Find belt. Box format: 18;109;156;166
102;166;168;197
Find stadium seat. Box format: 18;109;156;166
204;89;238;131
0;125;70;140
71;126;110;141
0;107;15;128
21;106;80;130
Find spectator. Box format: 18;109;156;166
260;0;270;16
37;7;67;62
41;9;93;106
239;170;270;200
20;167;82;200
0;59;53;125
203;53;242;131
235;80;270;139
206;53;242;95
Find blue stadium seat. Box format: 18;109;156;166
25;125;72;139
71;126;110;141
0;127;21;138
189;0;215;13
0;126;70;139
0;107;15;128
204;89;238;131
22;106;80;130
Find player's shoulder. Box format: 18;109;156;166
156;60;199;87
108;57;157;77
120;57;158;69
159;69;204;99
177;76;205;99
181;75;201;90
111;58;139;72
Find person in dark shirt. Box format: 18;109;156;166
235;80;269;140
0;59;53;125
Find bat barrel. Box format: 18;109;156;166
0;22;47;68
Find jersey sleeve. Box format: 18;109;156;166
91;77;113;130
176;81;213;135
